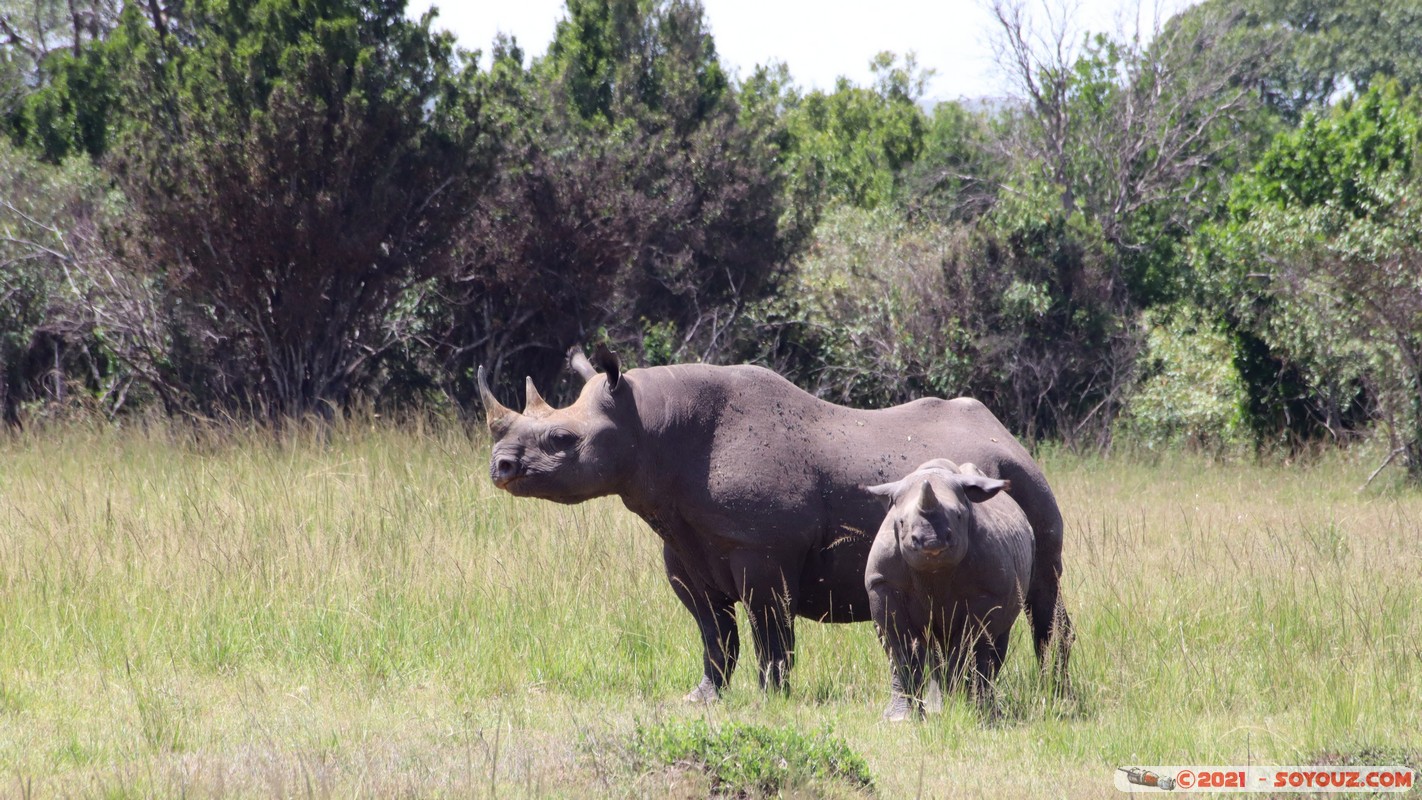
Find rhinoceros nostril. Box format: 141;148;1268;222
913;535;947;554
493;458;520;480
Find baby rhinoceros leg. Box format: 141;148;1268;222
968;626;1013;723
882;644;931;722
871;589;931;722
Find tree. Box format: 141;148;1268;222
435;0;796;405
104;0;493;420
1207;85;1422;479
779;52;930;214
989;0;1276;305
1194;0;1422;121
1;0;123;160
898;99;1002;223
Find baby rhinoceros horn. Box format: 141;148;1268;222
917;482;940;513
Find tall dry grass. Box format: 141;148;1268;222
1;420;1418;797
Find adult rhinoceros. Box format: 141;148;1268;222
479;346;1071;701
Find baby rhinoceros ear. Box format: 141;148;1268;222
862;479;903;511
959;475;1011;504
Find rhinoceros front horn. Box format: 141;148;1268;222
917;482;940;513
477;366;515;432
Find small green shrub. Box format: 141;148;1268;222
626;718;873;796
1117;305;1248;452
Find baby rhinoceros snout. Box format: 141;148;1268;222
910;531;948;556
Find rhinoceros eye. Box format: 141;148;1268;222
549;430;579;450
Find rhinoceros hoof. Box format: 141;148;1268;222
683;677;722;704
923;678;944;714
882;695;921;722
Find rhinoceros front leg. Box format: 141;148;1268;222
663;545;739;703
730;551;796;694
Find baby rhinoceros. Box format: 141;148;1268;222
864;459;1033;721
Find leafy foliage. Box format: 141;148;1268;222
1;0;123;160
1117;305;1247;451
1205;85;1422;473
624;718;873;796
899;99;1002;222
753;192;1139;445
780;52;930;213
1193;0;1422;122
0;0;1419;482
990;0;1276;307
748;206;982;408
0;138;125;423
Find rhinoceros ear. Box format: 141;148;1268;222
567;346;597;383
478;366;516;435
863;480;902;511
593;343;622;392
961;476;1011;504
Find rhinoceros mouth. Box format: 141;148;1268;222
903;545;958;571
495;474;527;491
494;473;603;504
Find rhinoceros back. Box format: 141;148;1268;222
617;364;1060;626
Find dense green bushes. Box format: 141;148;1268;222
2;0;1420;477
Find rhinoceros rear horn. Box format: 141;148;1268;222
477;366;515;433
593;343;622;392
524;376;553;416
567;346;598;382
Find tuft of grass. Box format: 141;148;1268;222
622;717;873;797
124;661;192;754
1306;747;1420;771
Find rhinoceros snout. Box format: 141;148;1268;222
491;456;523;484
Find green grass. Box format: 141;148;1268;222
1;420;1419;797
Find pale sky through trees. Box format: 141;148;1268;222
412;0;1191;101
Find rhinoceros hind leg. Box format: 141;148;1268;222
1026;568;1072;691
923;676;944;715
730;551;797;694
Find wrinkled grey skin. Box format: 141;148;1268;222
481;346;1070;701
864;460;1033;721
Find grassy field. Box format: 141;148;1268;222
1;420;1419;798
